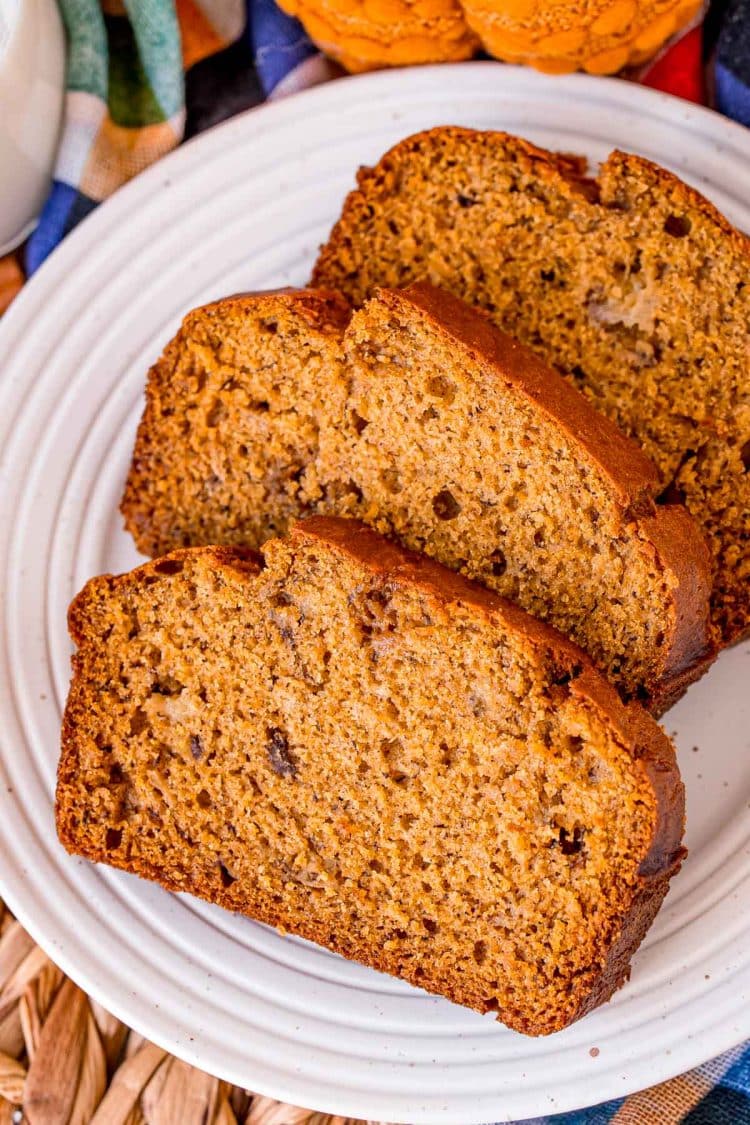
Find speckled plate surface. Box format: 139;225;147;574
1;64;749;1124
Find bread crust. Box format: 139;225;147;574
57;518;685;1035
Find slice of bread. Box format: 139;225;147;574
57;516;685;1036
122;284;713;711
312;127;750;647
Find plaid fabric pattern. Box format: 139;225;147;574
26;0;244;271
534;1043;750;1123
16;0;750;1120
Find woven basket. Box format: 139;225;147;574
0;899;387;1125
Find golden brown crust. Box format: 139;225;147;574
57;517;685;1036
192;287;353;331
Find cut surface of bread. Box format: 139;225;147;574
122;284;714;711
57;517;685;1036
312;128;750;646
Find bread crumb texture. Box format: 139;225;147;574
313;129;749;647
275;0;701;74
57;518;685;1036
122;283;714;709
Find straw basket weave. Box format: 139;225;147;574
0;899;387;1125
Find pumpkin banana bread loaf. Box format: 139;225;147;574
57;517;686;1036
122;284;713;711
312;128;750;647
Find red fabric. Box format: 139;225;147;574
639;25;706;104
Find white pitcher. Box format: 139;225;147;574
0;0;65;254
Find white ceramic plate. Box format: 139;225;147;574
1;64;749;1124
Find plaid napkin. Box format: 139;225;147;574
14;1;750;1121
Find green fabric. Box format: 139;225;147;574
59;0;108;98
59;0;182;128
123;0;184;119
106;15;168;126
